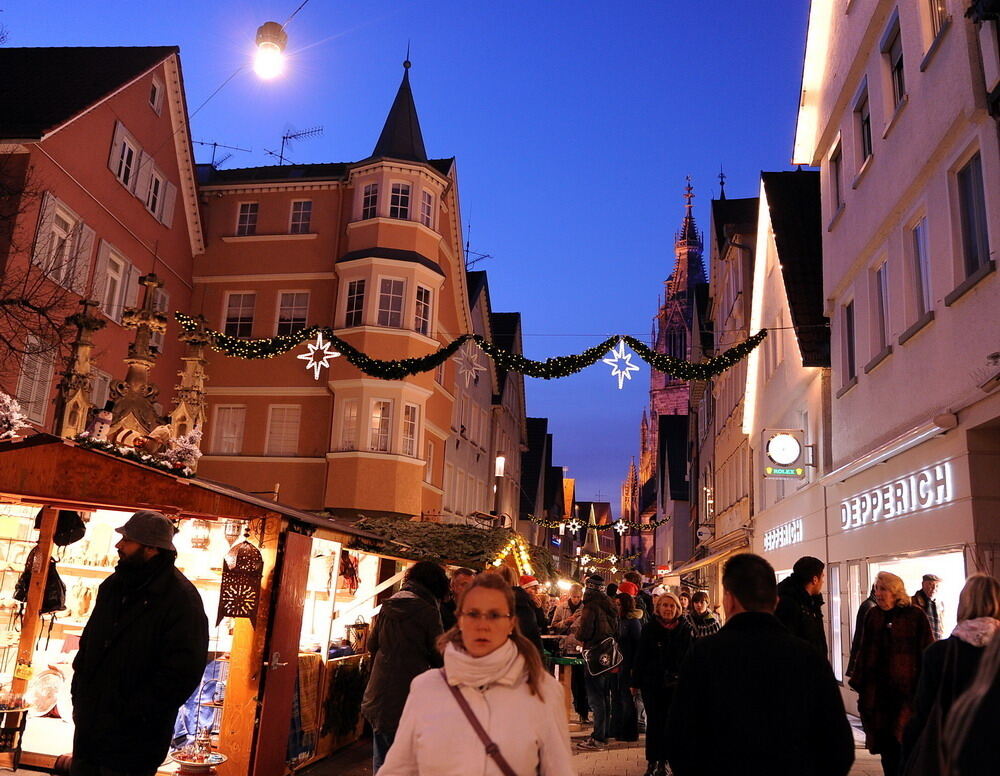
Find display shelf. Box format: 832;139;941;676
57;563;114;577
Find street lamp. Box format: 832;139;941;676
254;21;288;79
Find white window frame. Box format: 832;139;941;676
377;277;406;328
224;291;256;338
236;202;259;236
955;151;990;278
265;404;301;456
100;247;134;323
361;182;379;220
415;285;432;336
389;182;411;220
402;403;419;457
212;404;246;454
47;209;77;287
146;170;164;218
419;190;434;228
116;136;138;188
15;336;55;425
368;399;393;453
854;82;873;166
424;440;434;484
149;77;164;114
881;15;906;109
289;200;312;234
276;291;309;336
344;279;366;327
340;398;359;451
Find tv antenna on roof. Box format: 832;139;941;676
264;125;323;166
464;220;493;270
193;140;251;168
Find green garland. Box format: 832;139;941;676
528;514;670;531
73;433;195;477
175;313;766;382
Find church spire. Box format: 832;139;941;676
666;177;706;298
372;57;428;163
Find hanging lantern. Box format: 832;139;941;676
254;21;288;79
190;519;211;550
217;540;264;626
223;519;243;545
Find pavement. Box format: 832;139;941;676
303;715;885;776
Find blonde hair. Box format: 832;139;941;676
655;592;682;619
490;564;519;589
956;573;1000;622
876;571;911;607
438;573;545;696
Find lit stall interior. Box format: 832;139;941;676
0;506;238;767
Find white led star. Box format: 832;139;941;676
614;520;628;535
566;518;583;532
454;341;487;387
602;339;640;389
580;555;591;565
297;332;340;380
610;566;618;574
609;554;618;563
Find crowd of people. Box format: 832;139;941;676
358;553;1000;776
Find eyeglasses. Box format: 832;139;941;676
459;610;513;622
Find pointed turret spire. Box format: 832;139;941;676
666;177;707;298
372;57;428;162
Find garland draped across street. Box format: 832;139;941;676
175;313;767;381
527;514;671;532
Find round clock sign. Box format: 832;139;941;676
766;433;802;466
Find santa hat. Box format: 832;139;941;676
617;581;639;597
520;575;539;589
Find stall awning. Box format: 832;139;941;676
669;545;748;578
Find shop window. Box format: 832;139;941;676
236;202;258;236
266;405;301;456
277;292;309;336
290;200;312;234
389;183;410;220
369;400;392;453
956;152;990;278
377;278;405;328
345;279;365;327
361;182;378;220
224;292;255;338
829;564;843;681
16;336;55;425
212;405;246;453
868;550;966;637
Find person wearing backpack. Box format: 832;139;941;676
575;574;618;751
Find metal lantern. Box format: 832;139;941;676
190;519;211;550
254;21;288;80
223;519;243;545
216;540;264;626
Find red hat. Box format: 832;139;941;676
617;581;639;597
520;575;539;589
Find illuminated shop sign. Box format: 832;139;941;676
840;463;953;531
763;518;804;552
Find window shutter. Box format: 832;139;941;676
93;240;111;308
124;263;141;309
72;223;96;295
31;191;56;267
16;340;55;425
160;181;177;227
134;152;153;208
108;121;126;175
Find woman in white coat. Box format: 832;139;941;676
379;572;576;775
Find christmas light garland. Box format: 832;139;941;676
175;313;766;382
528;514;671;532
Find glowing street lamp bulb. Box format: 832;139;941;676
254;21;288;80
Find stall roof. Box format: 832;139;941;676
0;435;378;539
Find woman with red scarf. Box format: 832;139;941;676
631;591;693;776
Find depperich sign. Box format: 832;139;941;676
840;463;953;531
763;518;804;552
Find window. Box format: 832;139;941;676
929;0;948;38
856;88;873;163
415;286;432;335
884;22;906;108
149;78;164;114
265;405;301;456
212;406;246;454
424;441;434;483
99;246;136;322
150;286;169;350
236;203;258;236
444;464;455;509
402;404;419;457
435;361;445;385
362;183;379;220
47;212;75;286
831;143;844;210
345;279;365;327
146;172;163;217
420;190;434;228
277;292;309;335
377;278;405;327
116;137;137;187
843;301;857;381
956;152;990;277
874;262;890;350
224;293;255;338
340;398;359;450
829;564;844;681
15;337;55;425
911;217;932;316
90;369;112;412
290;200;312;234
369;400;392;453
389;183;411;219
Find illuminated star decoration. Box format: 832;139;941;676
614;520;628;535
454;341;487;387
602;339;640;389
566;518;583;532
297;331;341;380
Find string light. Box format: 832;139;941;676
528;514;670;531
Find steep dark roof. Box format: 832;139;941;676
710;196;759;251
0;46;177;140
658;414;689;503
545;465;565;520
466;271;488;305
520;418;549;516
336;248;443;276
490;312;521;398
371;64;427;163
761;171;830;367
196;157;453;184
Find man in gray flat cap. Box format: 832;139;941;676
71;511;209;776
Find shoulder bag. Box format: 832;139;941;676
440;669;517;776
583;635;623;676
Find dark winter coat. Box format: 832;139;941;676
634;589;653;623
576;590;617;649
847;595;877;677
631;616;693;691
440;597;458;632
848;604;933;754
361;581;444;736
775;574;828;658
513;586;545;655
71;553;209;773
617;610;643;675
665;611;854;776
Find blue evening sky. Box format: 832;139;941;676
4;1;809;512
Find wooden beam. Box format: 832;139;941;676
11;506;57;693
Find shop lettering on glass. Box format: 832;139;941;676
763;518;804;552
840;463;953;531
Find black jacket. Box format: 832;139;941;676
665;611;854;776
775;575;828;658
513;586;546;655
631;617;693;690
361;581;444;735
72;554;209;772
577;590;617;649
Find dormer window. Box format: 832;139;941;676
389;183;411;219
362;183;379;220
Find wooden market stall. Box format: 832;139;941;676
0;434;383;776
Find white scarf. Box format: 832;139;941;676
951;616;1000;647
443;639;526;690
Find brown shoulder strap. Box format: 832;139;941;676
439;669;518;776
